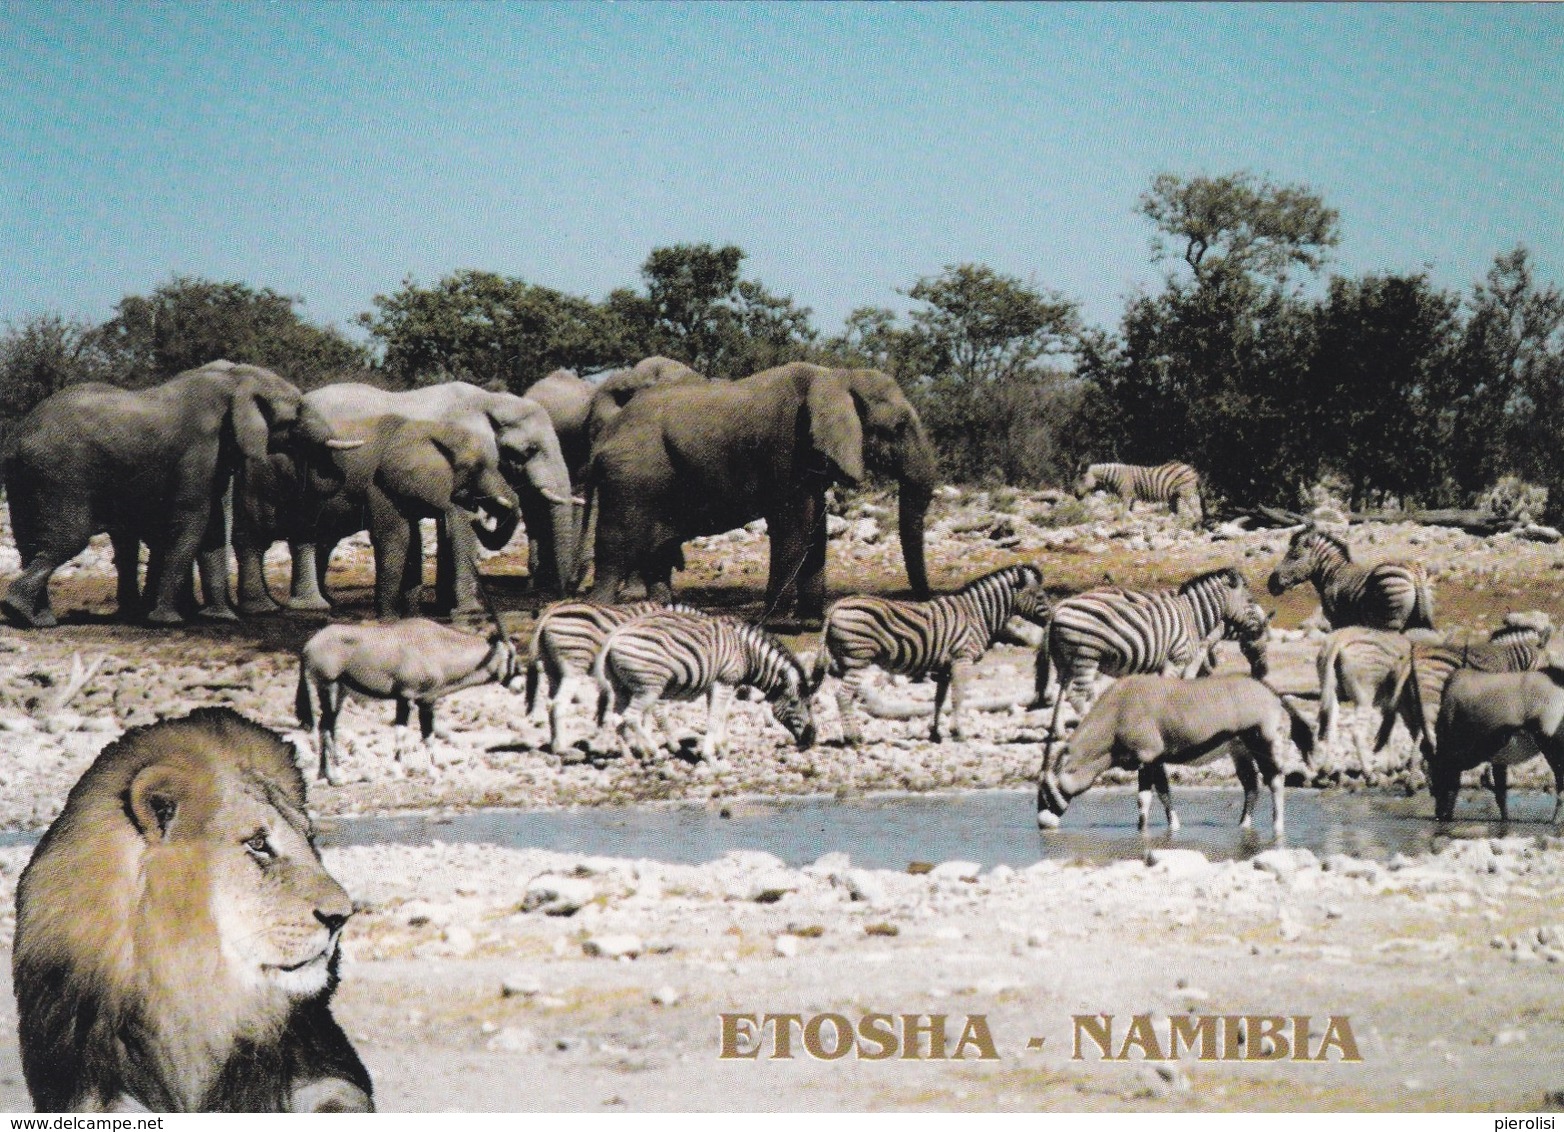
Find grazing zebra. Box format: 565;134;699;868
1075;461;1202;519
1266;523;1434;630
525;599;693;755
1032;566;1271;726
593;609;820;763
1375;621;1553;764
814;563;1050;745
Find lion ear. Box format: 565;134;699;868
128;764;190;842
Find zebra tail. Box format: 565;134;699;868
809;644;831;693
1409;574;1435;630
525;655;541;715
1316;637;1341;740
295;661;315;730
1373;654;1414;752
591;643;613;727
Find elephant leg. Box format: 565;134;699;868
196;488;239;621
434;517;458;612
235;538;283;614
109;528;143;618
3;500;93;628
442;511;483;617
764;495;826;624
588;495;646;604
369;492;415;621
286;543;333;610
145;502;211;625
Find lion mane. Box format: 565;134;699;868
12;708;373;1112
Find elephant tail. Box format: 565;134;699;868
296;659;315;730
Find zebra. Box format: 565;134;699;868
1316;626;1448;745
1375;620;1553;765
1075;462;1202;520
812;563;1051;745
593;608;821;763
1266;523;1434;631
1031;566;1271;729
524;599;693;756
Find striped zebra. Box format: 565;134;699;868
1315;626;1445;745
1266;523;1434;630
814;563;1050;745
1376;621;1553;764
525;599;693;756
593;608;820;763
1075;462;1202;519
1032;566;1271;726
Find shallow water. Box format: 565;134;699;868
313;787;1561;870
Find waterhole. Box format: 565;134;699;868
312;787;1559;870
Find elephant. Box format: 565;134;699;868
586;361;937;625
305;414;520;620
235;381;576;614
2;361;356;628
527;357;706;590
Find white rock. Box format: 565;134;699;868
40;711;83;734
773;935;800;958
486;1026;537;1054
502;974;543;998
442;925;475;955
1147;848;1211;877
584;934;642;959
930;860;982;881
651;985;680;1006
0;716;36;733
843;869;889;907
521;875;596;916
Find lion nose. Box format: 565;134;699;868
315;908;350;934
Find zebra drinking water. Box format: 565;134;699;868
1032;566;1270;726
525;599;693;755
593;608;820;763
1267;523;1434;630
813;563;1050;745
1075;461;1202;520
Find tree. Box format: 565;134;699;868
1448;247;1564;516
1139;171;1340;283
359;269;623;392
0;314;109;418
1308;273;1462;509
848;264;1082;485
608;244;818;378
97;276;370;389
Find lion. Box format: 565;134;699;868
12;707;374;1112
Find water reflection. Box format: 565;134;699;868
311;787;1561;870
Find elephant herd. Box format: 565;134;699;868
1;356;939;631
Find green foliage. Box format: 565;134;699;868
1307;272;1462;508
1031;498;1090;528
0;314;110;417
1139;171;1340;283
98;276;370;389
607;244;819;378
359;269;623;393
824;264;1086;486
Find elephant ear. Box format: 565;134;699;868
424;422;484;481
807;372;865;484
228;382;273;461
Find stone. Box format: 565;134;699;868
929;860;982;882
502;974;543;998
584;934;642;959
773;935;800;958
843;869;890;907
651;986;680;1006
1147;848;1211;877
486;1026;537;1054
521;875;596;916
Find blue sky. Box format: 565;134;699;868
3;2;1561;344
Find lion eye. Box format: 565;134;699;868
245;833;277;862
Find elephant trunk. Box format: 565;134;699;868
898;485;932;600
524;456;579;592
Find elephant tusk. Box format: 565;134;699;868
325;438;366;450
539;488;574;507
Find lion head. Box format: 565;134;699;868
13;708;373;1112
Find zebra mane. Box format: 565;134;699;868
1178;566;1241;594
733;617;807;681
1294;524;1351;559
957;563;1043;595
1490;623;1542;645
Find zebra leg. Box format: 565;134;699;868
835;668;868;746
619;689;665;761
948;659;974;742
929;673;951;743
548;674;572;756
1492;762;1509;823
701;683;737;762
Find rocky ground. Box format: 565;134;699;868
1;488;1564;1110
